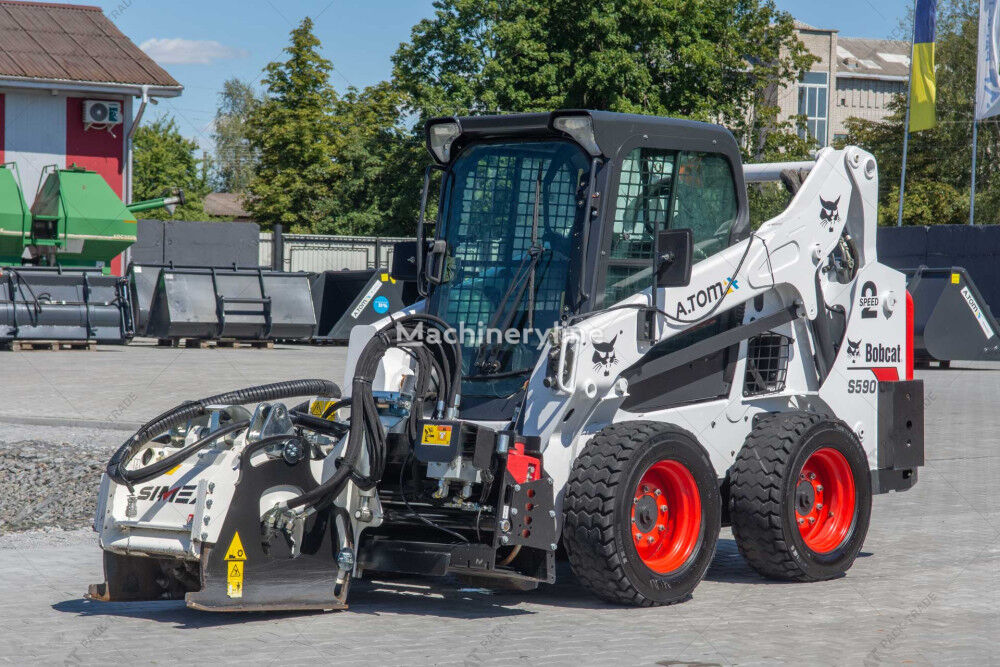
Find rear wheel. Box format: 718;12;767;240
563;422;721;606
729;412;872;581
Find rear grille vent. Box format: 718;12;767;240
743;333;791;396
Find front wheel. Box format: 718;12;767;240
562;422;721;606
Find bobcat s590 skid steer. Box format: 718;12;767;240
89;111;924;610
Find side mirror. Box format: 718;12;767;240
390;240;419;282
425;239;450;285
656;229;693;288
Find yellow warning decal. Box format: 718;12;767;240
952;273;961;284
225;532;247;561
421;424;453;446
164;464;181;476
224;532;246;598
309;398;337;421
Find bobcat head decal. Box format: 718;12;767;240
846;338;862;361
820;195;841;224
592;334;619;377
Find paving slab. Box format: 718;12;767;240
0;356;996;665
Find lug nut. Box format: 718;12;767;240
647;536;655;544
808;517;816;524
501;535;510;544
816;503;823;510
549;510;556;518
635;533;643;540
808;472;816;480
654;489;661;496
829;511;835;517
631;517;637;524
550;543;558;551
797;517;804;525
660;505;668;512
817;485;824;492
657;525;665;532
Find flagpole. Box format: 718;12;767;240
970;120;979;225
897;2;918;227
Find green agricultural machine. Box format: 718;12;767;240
0;162;183;269
0;162;182;344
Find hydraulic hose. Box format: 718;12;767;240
107;379;339;490
286;314;462;510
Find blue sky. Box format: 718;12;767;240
85;0;913;149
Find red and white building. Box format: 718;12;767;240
0;0;181;273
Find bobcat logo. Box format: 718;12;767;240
820;195;841;224
846;338;862;362
592;334;619;377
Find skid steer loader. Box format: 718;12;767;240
89;111;924;610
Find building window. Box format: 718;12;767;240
798;72;829;145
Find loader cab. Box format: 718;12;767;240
417;111;750;417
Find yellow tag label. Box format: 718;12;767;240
380;272;390;282
309;399;336;420
421;424;453;446
226;573;243;598
952;273;961;284
164;464;181;476
224;532;247;561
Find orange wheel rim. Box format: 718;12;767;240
630;460;702;574
795;447;856;553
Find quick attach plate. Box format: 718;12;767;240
495;472;558;553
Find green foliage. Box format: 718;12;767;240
246;18;340;232
392;0;816;149
314;82;426;236
212;78;259;193
841;0;992;226
242;2;820;235
132;116;209;220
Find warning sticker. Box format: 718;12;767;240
224;532;247;561
224;532;246;598
421;424;453;446
309;399;337;421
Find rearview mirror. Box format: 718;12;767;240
656;229;693;288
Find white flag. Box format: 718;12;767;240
977;0;1000;119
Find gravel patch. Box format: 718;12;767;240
0;526;92;550
0;438;116;534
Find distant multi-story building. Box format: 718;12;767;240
777;21;911;146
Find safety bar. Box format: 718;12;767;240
742;160;816;183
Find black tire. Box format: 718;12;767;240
562;421;721;606
729;412;872;581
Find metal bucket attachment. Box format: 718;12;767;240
140;265;316;341
310;269;411;343
906;266;1000;362
0;266;132;343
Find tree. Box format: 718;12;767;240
392;0;815;147
314;82;426;236
246;18;340;231
132;116;209;220
840;0;997;225
212;78;259;193
391;0;817;229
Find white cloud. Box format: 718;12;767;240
140;38;249;65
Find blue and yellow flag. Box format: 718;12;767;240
909;0;937;132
